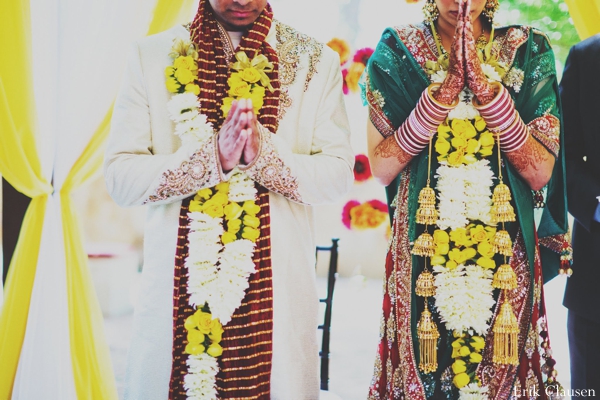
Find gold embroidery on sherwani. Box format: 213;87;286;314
274;21;323;121
240;124;302;203
275;21;322;90
147;135;220;203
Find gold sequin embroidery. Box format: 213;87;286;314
147;136;220;203
240;124;302;203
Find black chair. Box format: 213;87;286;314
316;238;339;391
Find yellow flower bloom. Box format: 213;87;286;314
207;343;223;357
185;83;200;95
451;136;468;150
459;346;471;357
222;231;237;244
433;230;450;244
174;55;198;71
477;240;495;258
466;138;480;154
243;201;261;215
477;256;496;270
469;352;483;363
431;255;446;266
209;319;224;342
450;228;471;247
187;329;205;344
446;260;458;270
224;202;243;220
215;181;230;193
228;72;244;87
453;331;466;338
202;201;224;218
479;146;494;157
485;226;497;240
195;311;213;335
189;200;203;213
196;188;213;200
451;119;477;139
471;336;485;351
474;116;487;131
479;131;495;147
227;218;242;234
165;66;175;78
451;359;467;374
175;67;195;85
242;226;260;242
221;97;234;117
435;242;449;256
451;338;464;348
435;138;451;155
228;80;251;97
462;247;477;260
243;214;260;229
166;77;181;93
437;121;452;139
447;150;464;166
211;192;229;206
241;67;262;83
448;248;465;264
453;372;470;389
185;342;206;356
452;347;461;358
184;314;198;331
470;225;488;243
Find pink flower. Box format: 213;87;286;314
367;199;388;214
353;154;372;182
342;200;360;229
353;47;374;66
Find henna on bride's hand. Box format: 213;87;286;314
505;136;549;173
375;136;413;164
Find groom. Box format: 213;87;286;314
104;0;353;398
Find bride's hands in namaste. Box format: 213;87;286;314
432;0;466;105
462;0;496;104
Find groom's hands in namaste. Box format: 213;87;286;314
217;98;259;172
462;0;496;104
432;0;466;105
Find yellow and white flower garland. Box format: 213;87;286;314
165;38;268;399
424;41;511;395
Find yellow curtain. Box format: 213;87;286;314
0;0;53;396
0;0;197;398
565;0;600;40
61;0;196;396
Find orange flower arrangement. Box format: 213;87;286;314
327;38;351;65
342;200;388;230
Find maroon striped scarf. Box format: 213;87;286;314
169;1;278;398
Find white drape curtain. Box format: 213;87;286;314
10;1;155;398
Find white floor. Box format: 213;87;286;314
104;275;572;399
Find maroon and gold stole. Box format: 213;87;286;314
169;1;280;398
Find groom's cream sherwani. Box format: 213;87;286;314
104;20;353;400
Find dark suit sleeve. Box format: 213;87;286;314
560;44;600;232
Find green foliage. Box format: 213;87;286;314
495;0;580;76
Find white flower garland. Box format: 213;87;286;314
427;58;506;393
168;87;258;399
433;264;495;335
